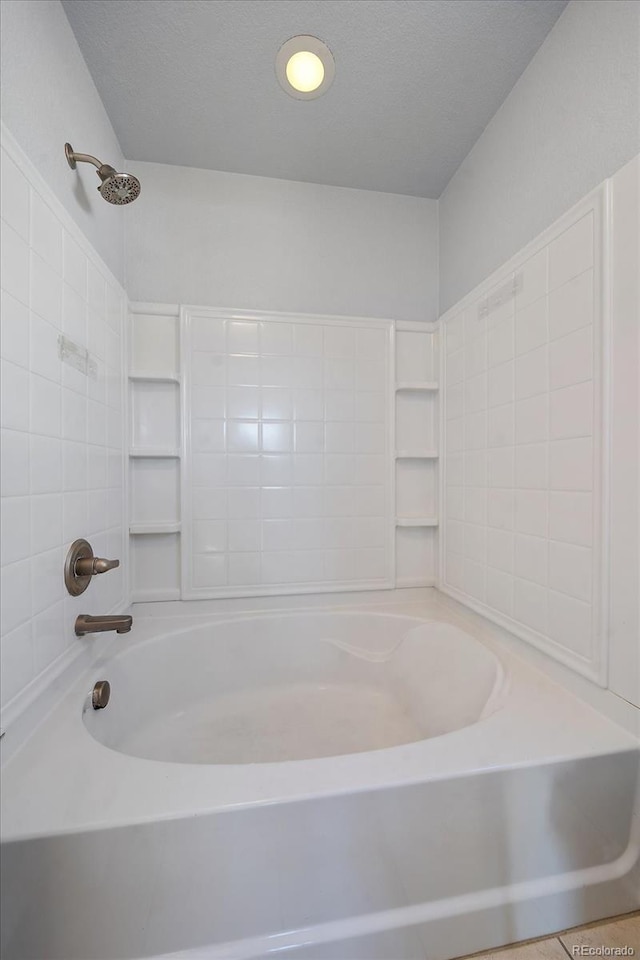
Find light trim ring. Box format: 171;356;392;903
276;35;335;100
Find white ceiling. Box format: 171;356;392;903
62;0;567;198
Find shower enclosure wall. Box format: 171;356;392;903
128;305;440;601
0;126;128;720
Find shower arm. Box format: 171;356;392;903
64;143;116;181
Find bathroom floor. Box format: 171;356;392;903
459;911;640;959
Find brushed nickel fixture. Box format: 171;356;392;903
92;680;111;710
75;614;133;637
64;142;141;204
64;538;120;596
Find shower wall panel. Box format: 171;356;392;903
440;185;607;684
181;308;395;598
0;129;128;718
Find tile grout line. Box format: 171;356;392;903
558;936;574;960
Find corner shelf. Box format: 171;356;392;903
396;518;438;528
130;522;181;535
129;306;183;604
129;448;180;459
395;381;439;392
395;450;439;460
129;371;180;383
394;324;440;588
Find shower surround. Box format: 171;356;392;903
1;119;638;960
0;126;128;719
127;303;439;602
1;2;639;956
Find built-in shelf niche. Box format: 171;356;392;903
395;389;439;453
394;322;439;587
130;380;180;450
129;305;182;601
130;532;181;602
130;457;180;527
396;526;436;587
396;327;438;383
396;457;437;518
131;310;179;378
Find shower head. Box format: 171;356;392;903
65;143;141;205
96;166;141;205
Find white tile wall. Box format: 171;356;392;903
183;311;393;597
0;139;127;716
441;194;604;682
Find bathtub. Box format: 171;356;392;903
83;613;506;765
1;591;639;960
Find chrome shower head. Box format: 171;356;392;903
65;143;141;205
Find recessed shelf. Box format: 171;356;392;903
394;326;439;589
395;381;439;392
129;371;181;383
396;518;438;528
130;523;181;535
395;450;439;460
129;448;180;459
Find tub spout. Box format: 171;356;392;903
75;614;133;637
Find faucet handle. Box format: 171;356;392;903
64;539;120;597
76;556;120;576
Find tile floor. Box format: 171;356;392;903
461;912;640;959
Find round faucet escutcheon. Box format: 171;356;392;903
64;539;121;597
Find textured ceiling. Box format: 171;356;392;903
62;0;567;198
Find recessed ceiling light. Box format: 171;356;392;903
276;35;335;100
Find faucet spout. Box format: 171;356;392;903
75;614;133;637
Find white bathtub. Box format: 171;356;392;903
1;591;639;960
84;614;506;765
